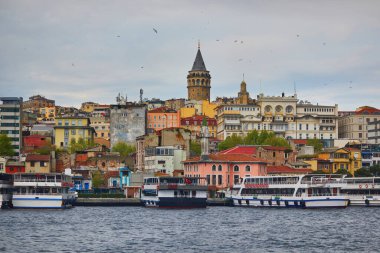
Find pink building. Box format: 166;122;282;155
183;153;267;189
147;107;180;132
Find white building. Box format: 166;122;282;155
144;146;186;175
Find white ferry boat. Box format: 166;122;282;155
0;173;13;209
340;177;380;207
231;175;349;208
141;177;208;208
12;173;76;209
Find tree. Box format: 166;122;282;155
69;137;96;154
306;138;323;153
369;165;380;177
354;168;373;177
0;134;15;157
217;130;290;151
111;141;136;160
92;170;106;188
334;168;353;177
34;139;54;155
218;134;243;151
190;140;201;156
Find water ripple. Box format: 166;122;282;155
1;207;380;252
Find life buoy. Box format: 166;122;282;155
365;184;368;189
359;185;362;189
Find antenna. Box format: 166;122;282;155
140;89;143;104
198;40;200;49
243;73;245;81
294;81;297;95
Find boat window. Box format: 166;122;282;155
192;191;196;198
52;188;57;194
44;188;50;194
21;188;26;194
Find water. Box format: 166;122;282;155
1;206;379;253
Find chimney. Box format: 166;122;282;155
282;92;285;97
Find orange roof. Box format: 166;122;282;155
184;153;265;163
355;106;380;115
267;165;312;174
219;146;257;155
26;154;50;162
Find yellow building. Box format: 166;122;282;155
317;147;362;175
38;106;56;122
180;100;217;119
54;117;95;148
25;154;51;173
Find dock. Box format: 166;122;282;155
74;198;232;207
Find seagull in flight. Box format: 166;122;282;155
153;28;158;34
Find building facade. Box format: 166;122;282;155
183;154;267;189
147;107;180;132
109;99;146;148
54;117;95;148
338;106;380;143
0;97;23;158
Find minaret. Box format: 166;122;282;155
200;117;210;161
187;42;211;101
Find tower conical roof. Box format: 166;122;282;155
191;49;207;71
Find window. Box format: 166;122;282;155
234;175;240;184
31;161;35;167
206;175;210;185
245;165;251;172
273;152;276;158
218;165;222;171
233;165;239;172
212;175;216;185
40;161;45;167
218;175;223;185
71;129;76;135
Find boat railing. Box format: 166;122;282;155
13;178;62;183
13;192;65;196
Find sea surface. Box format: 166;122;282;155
1;206;379;253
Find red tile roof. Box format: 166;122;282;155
261;146;288;151
219;146;257;155
292;139;307;145
184;153;265;163
26;154;50;162
267;165;312;174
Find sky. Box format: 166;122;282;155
0;0;379;110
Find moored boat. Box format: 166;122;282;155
231;174;349;208
340;177;380;207
12;173;76;209
0;173;13;209
141;176;208;208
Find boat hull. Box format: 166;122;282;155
12;195;72;209
232;196;348;208
348;196;380;207
142;197;207;208
0;194;13;209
